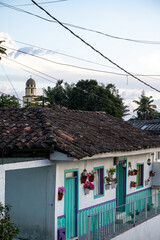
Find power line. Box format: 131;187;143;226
2;55;60;84
3;37;120;71
0;0;67;7
3;38;160;83
3;45;127;76
2;55;115;106
0;63;20;100
31;0;160;93
1;1;160;46
4;44;160;81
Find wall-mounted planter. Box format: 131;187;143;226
84;188;90;195
130;182;136;188
58;194;64;201
105;184;111;190
145;180;149;186
111;183;117;189
150;172;155;177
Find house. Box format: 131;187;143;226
1;107;160;240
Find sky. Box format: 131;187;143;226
1;0;160;119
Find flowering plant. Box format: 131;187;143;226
87;170;96;177
58;186;67;195
130;181;136;185
83;181;95;190
147;177;150;182
112;178;117;183
105;176;112;184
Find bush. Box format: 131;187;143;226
0;203;19;240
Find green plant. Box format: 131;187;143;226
109;167;116;174
128;162;132;169
0;203;19;240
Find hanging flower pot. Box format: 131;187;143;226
58;193;63;201
84;188;90;195
83;181;95;195
133;169;138;175
130;181;136;188
81;175;87;184
89;175;95;182
150;170;155;177
58;186;67;201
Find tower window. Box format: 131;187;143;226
31;89;33;94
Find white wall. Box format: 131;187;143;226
56;152;152;218
112;214;160;240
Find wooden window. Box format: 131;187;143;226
137;164;144;187
94;167;104;197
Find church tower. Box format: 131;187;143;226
23;77;37;107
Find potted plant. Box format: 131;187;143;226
83;181;95;195
128;169;134;176
130;181;136;188
88;170;96;182
109;167;116;177
133;169;138;175
105;176;112;189
58;186;67;201
81;169;88;183
145;177;150;186
111;178;117;188
150;170;155;177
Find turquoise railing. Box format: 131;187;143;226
87;192;160;240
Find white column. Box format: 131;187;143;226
0;166;5;206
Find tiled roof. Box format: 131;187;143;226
128;119;160;132
1;108;160;159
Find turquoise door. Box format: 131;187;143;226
65;172;77;239
117;161;126;211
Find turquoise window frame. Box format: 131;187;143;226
93;166;104;199
136;163;144;189
64;168;79;215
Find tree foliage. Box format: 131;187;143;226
0;203;19;240
0;94;20;108
0;41;7;60
43;79;128;119
133;91;157;120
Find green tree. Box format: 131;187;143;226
133;91;157;120
43;80;128;118
0;41;7;60
0;94;20;108
0;203;19;240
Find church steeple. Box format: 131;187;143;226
25;77;36;96
23;77;37;107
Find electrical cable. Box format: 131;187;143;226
0;0;67;7
3;45;127;76
31;0;160;93
3;44;160;82
1;1;160;45
0;62;20;100
2;37;120;71
2;55;60;82
2;55;121;106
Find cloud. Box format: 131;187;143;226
139;53;160;73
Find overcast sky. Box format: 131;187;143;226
1;0;160;119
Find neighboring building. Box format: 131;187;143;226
23;77;38;107
1;108;160;240
128;119;160;136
